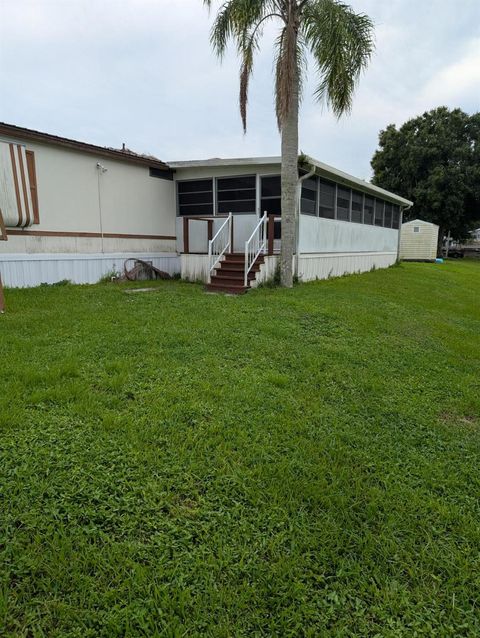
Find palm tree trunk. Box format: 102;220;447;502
280;67;299;288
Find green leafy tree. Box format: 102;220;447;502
371;107;480;247
203;0;374;287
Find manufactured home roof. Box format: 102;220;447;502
169;155;413;207
0;122;171;172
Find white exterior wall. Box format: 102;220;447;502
296;215;398;281
399;220;438;261
180;254;213;283
251;253;397;286
0;134;179;286
299;215;398;254
1;252;180;288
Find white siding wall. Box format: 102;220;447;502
0;135;176;239
399;220;438;261
252;253;396;286
299;215;398;253
0;134;178;287
180;254;212;283
0;252;180;288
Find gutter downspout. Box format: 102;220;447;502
295;162;316;279
96;163;108;254
398;203;412;261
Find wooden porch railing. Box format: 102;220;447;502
182;214;277;255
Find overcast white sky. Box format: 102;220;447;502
0;0;479;178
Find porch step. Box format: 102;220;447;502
213;271;256;282
205;253;264;295
215;262;262;273
210;275;252;287
205;282;247;295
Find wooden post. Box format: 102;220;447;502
230;214;234;253
0;209;6;312
0;274;4;314
268;215;275;256
207;219;213;242
183;217;189;254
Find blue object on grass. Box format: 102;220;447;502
435;258;444;264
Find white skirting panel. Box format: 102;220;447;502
255;252;397;285
180;254;215;283
0;252;180;288
298;252;397;281
251;256;280;287
180;251;397;286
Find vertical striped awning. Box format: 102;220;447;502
0;141;34;228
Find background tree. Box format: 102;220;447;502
203;0;374;287
371;107;480;248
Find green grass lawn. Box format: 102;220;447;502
1;260;479;637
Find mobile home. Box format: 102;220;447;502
0;123;413;291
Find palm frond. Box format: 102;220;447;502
302;0;374;117
207;0;281;130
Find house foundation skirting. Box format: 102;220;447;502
0;252;180;288
254;252;397;285
296;251;397;282
181;251;398;286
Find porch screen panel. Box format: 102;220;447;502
300;175;318;215
217;175;256;214
364;196;374;224
318;179;335;218
261;175;281;215
351;190;363;223
178;179;213;216
392;205;400;229
374;199;384;226
384;202;393;228
336;186;350;221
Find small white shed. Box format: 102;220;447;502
400;219;439;261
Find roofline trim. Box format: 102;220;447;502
168;155;413;206
0;122;171;172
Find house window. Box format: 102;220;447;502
351;190;363;223
177;179;214;216
414;226;420;233
149;166;171;179
261;175;281;216
374;199;384;226
336;186;350;221
301;175;318;215
25;150;39;224
364;196;374;225
217;175;256;214
384;203;393;228
319;179;335;219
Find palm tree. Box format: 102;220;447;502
202;0;374;287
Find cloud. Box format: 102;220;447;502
0;0;478;180
419;38;480;108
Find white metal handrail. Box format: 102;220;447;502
244;213;268;286
208;213;232;282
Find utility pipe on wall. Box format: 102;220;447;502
295;161;316;279
96;162;108;254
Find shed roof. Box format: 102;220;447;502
0;122;171;172
168;155;413;207
402;219;439;228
